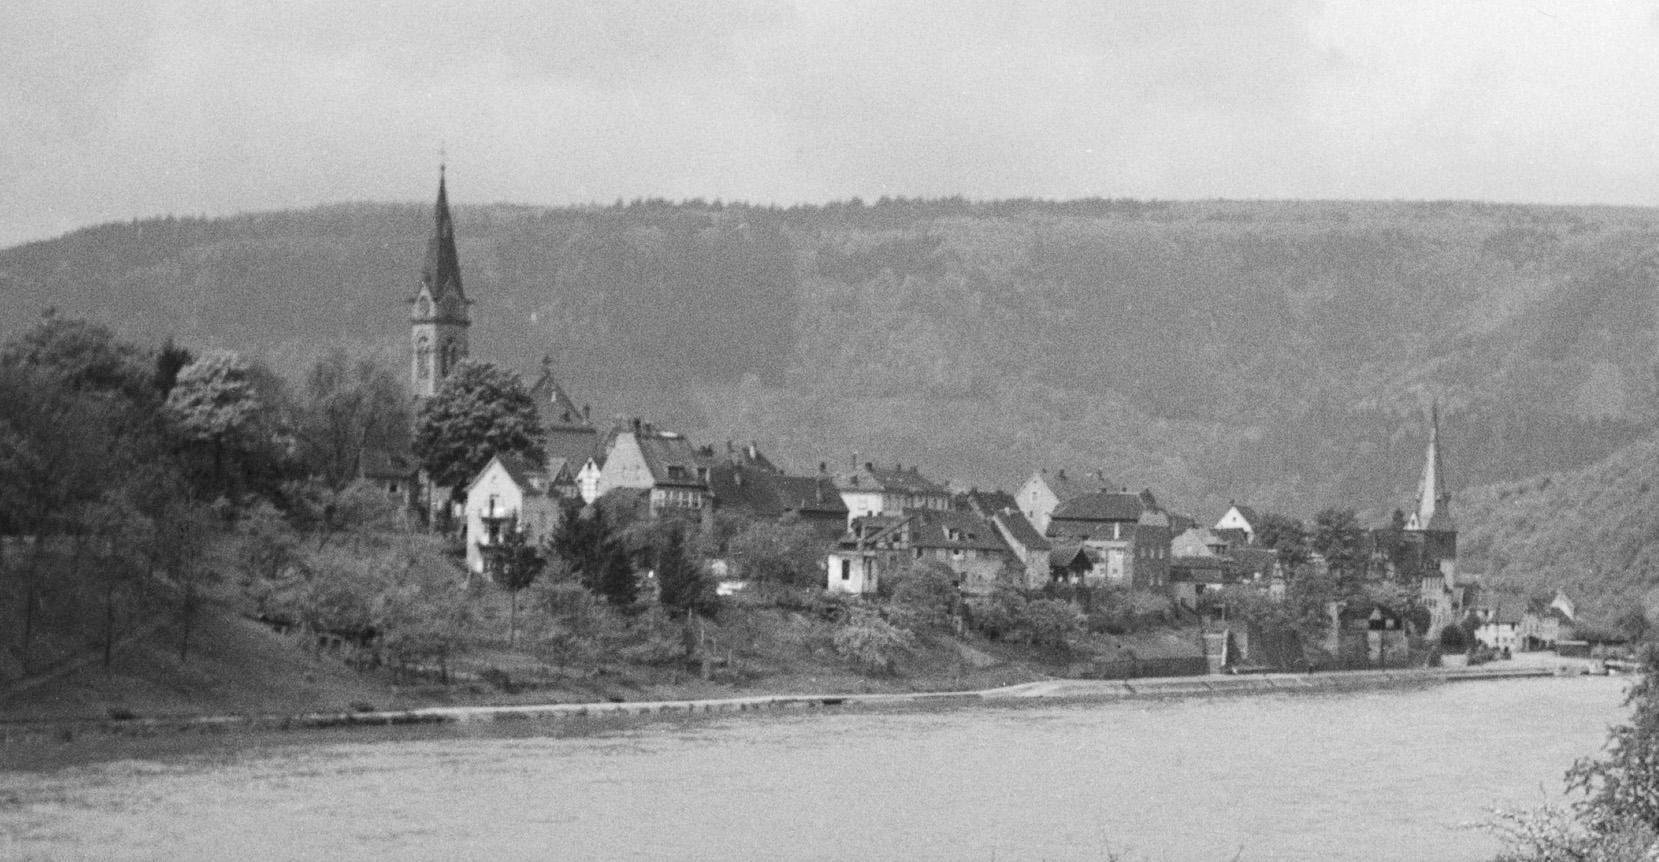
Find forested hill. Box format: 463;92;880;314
4;197;1658;517
1459;438;1659;623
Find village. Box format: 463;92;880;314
392;171;1585;676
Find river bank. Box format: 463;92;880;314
0;659;1591;762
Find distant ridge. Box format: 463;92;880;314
4;197;1657;520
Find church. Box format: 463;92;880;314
405;168;601;539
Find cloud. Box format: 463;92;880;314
5;1;1659;247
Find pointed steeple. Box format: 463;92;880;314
420;165;466;307
1409;400;1453;532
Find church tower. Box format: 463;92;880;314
1405;401;1457;580
410;166;470;398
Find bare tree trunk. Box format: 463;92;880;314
509;590;519;648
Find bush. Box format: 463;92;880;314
886;562;959;630
833;609;913;674
1020;599;1083;650
965;585;1027;640
1439;623;1469;653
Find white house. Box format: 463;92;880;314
463;453;564;576
1014;468;1096;534
826;547;881;595
1213;503;1261;545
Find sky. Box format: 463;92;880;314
6;0;1659;248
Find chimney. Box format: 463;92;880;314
631;417;641;433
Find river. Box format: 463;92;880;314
0;675;1630;861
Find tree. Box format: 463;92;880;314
1254;512;1310;571
165;350;289;495
412;360;544;501
548;504;637;609
833;607;913;674
725;519;824;588
492;518;546;648
1020;598;1083;650
656;522;716;620
295;349;409;489
1;309;156;405
1565;645;1659;837
1311;507;1366;586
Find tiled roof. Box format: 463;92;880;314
961;489;1018;517
528;364;591;431
418;170;465;305
907;510;1009;553
1050;543;1091;568
993;509;1051;551
1229;548;1279;577
709;465;847;519
837;463;948;496
1230;504;1260;526
1051;491;1145;523
635;431;711;488
1212;528;1250;547
545;426;600;468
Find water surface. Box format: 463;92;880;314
0;676;1628;861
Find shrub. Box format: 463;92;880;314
886;561;960;630
1439;623;1469;653
1020;599;1083;650
965;585;1026;640
833;609;914;674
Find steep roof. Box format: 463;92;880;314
1051;491;1145;523
1409;401;1455;533
960;488;1018;517
907;510;1009;553
635;430;712;488
528;360;590;431
1227;504;1261;526
836;462;948;496
419;167;466;307
993;509;1051;552
467;452;551;496
709;465;847;519
545;426;600;469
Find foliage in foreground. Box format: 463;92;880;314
1489;645;1659;861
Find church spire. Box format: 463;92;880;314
421;165;465;306
1410;400;1453;532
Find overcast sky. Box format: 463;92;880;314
6;1;1659;248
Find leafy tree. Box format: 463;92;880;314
1560;645;1659;842
492;518;545;647
725;519;824;588
886;561;960;630
1;309;156;404
833;607;913;674
165;350;290;495
412;360;544;500
965;584;1027;640
1254;512;1310;571
1020;598;1083;650
1311;507;1366;586
295;348;409;488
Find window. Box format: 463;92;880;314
841;560;851;581
415;336;431;379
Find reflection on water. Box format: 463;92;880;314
0;677;1628;862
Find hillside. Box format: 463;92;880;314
1460;438;1659;624
5;197;1658;516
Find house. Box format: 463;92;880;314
1517;591;1576;650
1473;593;1527;654
1045;488;1172;588
358;448;419;510
708;461;848;538
1015;468;1102;534
463;453;564;575
989;508;1052;588
1213;503;1261;545
1420;572;1479;639
1324;602;1412;668
834;461;951;524
824;510;1013;595
597;420;714;518
958;488;1019;519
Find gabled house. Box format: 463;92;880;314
824;510;1013;595
597;421;714;518
990;508;1052;588
1213;503;1261;545
1045;488;1171;588
1474;593;1527;654
959;488;1019;519
1015;468;1102;534
834;461;951;524
463;453;564;575
359;448;419;511
1517;591;1575;651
